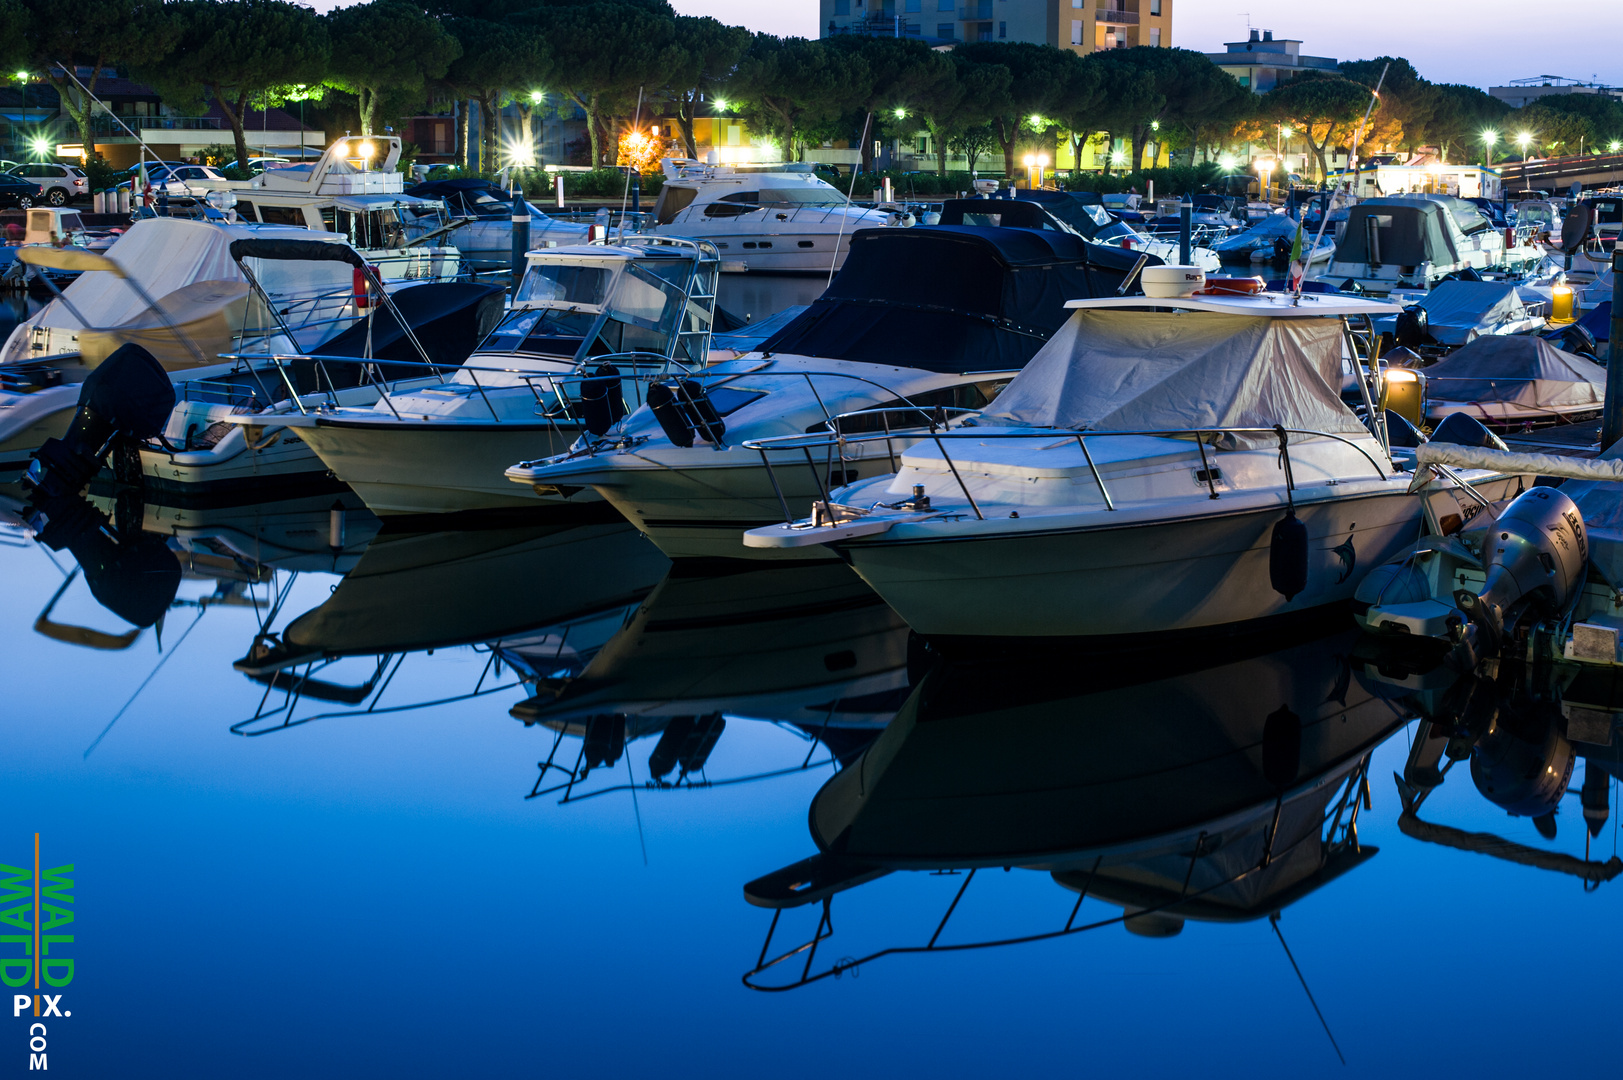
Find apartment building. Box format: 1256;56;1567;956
1204;29;1338;93
821;0;1171;52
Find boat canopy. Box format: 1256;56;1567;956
1421;334;1605;410
1333;197;1469;268
1404;279;1531;345
755;225;1149;374
983;309;1366;436
1212;213;1302;253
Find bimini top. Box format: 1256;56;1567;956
756;225;1151;373
1332;195;1489;269
983;306;1368;435
1421;334;1605;407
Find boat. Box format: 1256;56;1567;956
648;157;910;272
505;225;1151;561
1380;278;1547;349
0;208;117;292
1417;334;1605;427
743;288;1528;639
1326;194;1542;294
229;135;462;285
741;625;1401;987
0;218;379;481
403;178;590;269
947;190;1223;272
252;236;719;518
1212;213;1335;266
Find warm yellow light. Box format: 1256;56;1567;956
1517;131;1532;148
1280;125;1292;138
1022;154;1036;167
1481;129;1498;146
1384;368;1418;384
1111;151;1127;165
505;136;536;168
1037;154;1049;167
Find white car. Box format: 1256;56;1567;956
147;164;228;197
10;163;88;206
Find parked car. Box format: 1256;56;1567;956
9;163;88;205
113;163;228;199
0;172;41;209
246;157;291;174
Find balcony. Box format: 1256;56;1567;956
1096;5;1139;22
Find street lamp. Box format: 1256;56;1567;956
1612;140;1621;154
1255;156;1275;201
530;90;543;104
1481;129;1497;167
893;107;907;121
712;98;730;113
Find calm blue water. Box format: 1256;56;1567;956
0;504;1618;1079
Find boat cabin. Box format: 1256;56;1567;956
21;208;89;248
1342;163;1503;200
651;159;852;226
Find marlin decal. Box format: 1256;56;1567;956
1333;530;1357;584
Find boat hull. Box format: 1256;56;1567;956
298;419;591;516
840;480;1522;639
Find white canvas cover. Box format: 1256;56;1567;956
0;218;354;365
1422;334;1604;414
1413;280;1530;346
982;310;1367;437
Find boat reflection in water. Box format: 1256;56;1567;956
232;513;671;733
515;561;911;801
742;623;1411;991
1363;652;1622;887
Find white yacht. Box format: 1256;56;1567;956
649;158;910;272
505;225;1151;560
252;237;719;517
227;136;461;285
743;289;1528;640
1326;194;1542;294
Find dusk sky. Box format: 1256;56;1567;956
671;0;1623;91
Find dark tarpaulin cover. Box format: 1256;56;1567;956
228;237;364;267
756;226;1152;373
315;282;506;370
405;179;513;216
1333;200;1459;267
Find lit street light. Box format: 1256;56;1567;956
1480;129;1497;167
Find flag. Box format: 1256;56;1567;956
1288;220;1306;290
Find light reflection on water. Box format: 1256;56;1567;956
1;499;1618;1078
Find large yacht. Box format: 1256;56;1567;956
648;158;910;272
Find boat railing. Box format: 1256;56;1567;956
740;423;1395;524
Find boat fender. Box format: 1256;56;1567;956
579;361;625;437
673;379;726;444
677;712;726;775
581;714;626;774
647;716;697;780
647;381;695;447
1269;427;1309;601
1262;704;1302;788
23;343;173;499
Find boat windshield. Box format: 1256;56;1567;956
758;188;847;208
477;307;596;357
516;264;613;307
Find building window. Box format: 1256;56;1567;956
905;0;920;11
1238;75;1249;87
1150;27;1160;45
937;21;954;37
918;137;929;155
834;0;849;13
998;20;1005;36
1072;0;1082;6
1070;19;1082;44
1150;0;1160;13
937;0;952;11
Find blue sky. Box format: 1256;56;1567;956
672;0;1623;92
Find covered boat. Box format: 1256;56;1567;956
1212;213;1335;265
1383;278;1546;347
1327;194;1539;293
744;290;1528;638
506;225;1151;560
1420;334;1605;426
403;178;589;268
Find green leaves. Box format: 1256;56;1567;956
726;35;870;161
326;0;463;133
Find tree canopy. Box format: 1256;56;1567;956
727;35;869;163
1262;76;1377;180
325;0;462;137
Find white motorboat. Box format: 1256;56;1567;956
505;225;1151;560
744;289;1528;640
649;158;910;272
402;178;590;269
229;136;461;285
0;218;373;480
254;236;719;517
1326;194;1542;294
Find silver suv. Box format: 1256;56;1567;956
10;163;88;206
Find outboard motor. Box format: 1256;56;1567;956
1455;487;1587;652
1394;304;1430;348
1546;321;1598;360
1470;701;1575;838
24;343;173;499
25;491;181;629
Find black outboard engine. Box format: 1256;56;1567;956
26;492;181;629
1546;321;1598;360
1394;304;1430;348
24;343;173;499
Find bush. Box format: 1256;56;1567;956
524;168;664;200
82;157;123;193
1058;162;1230;197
